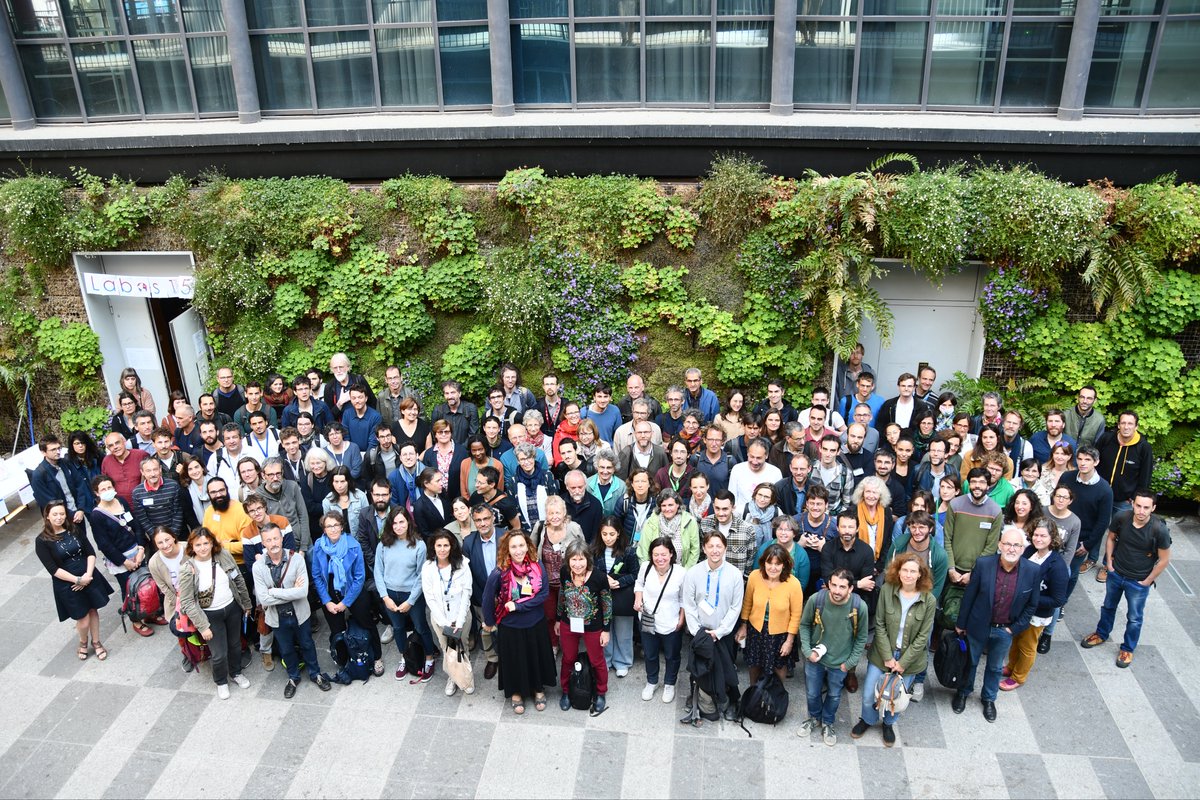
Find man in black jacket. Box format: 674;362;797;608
874;373;931;437
323;352;376;413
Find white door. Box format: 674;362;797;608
169;308;210;404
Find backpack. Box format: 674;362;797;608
933;628;972;690
120;567;162;630
568;657;595;710
738;673;789;735
330;620;372;684
403;631;426;672
811;589;864;644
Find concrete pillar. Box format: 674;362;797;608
770;0;798;116
218;0;262;124
0;10;36;130
1057;1;1101;121
486;0;514;116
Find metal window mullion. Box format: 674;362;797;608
175;32;204;119
639;3;645;105
991;0;1014;112
1138;7;1168;115
919;0;936;109
849;1;863;108
567;0;577;106
365;21;382;108
708;6;715;107
430;2;444;109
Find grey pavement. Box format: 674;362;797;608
1;511;1199;799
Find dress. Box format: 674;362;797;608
36;531;113;621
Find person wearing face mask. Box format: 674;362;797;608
201;477;255;568
177;527;252;699
89;475;161;636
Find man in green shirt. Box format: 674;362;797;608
798;569;869;746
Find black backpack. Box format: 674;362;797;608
403;631;425;672
738;673;789;735
933;629;972;690
330;620;372;684
568;657;595;710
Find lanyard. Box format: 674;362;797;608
438;565;453;610
252;432;272;460
705;569;721;607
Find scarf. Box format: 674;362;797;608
527;431;546;449
515;465;545;524
857;502;886;559
317;533;351;595
495;559;544;625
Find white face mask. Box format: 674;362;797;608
99;489;118;503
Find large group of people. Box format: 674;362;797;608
28;349;1171;744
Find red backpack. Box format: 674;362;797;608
120;567;162;629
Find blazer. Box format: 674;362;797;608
29;459;93;514
874;397;932;434
420;444;469;503
956;554;1042;640
617;444;668;482
323;373;377;413
413;493;450;538
462;530;502;606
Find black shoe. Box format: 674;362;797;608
312;673;332;692
851;718;870;739
952;693;967;714
786;663;795;679
591;694;606;715
882;723;896;747
723;705;739;722
981;699;997;722
484;662;498;680
284;679;298;699
181;656;194;673
241;651;252;671
560;694;572;711
1037;633;1052;654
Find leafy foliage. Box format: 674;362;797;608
441;325;499;400
425;255;483;313
694;154;772;245
272;282;310;330
882;167;970;281
34;319;103;385
59;406;110;441
0;175;73;275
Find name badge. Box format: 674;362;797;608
853;468;864;476
212;513;221;521
980;521;991;529
520;583;534;597
142;498;154;506
569;616;585;633
699;599;716;616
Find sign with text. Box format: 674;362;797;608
83;272;194;299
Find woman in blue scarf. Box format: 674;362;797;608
311;512;384;677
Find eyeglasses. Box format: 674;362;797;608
999;542;1024;549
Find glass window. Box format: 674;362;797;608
251;32;311;108
123;0;180;34
646;21;709;102
372;0;431;23
9;0;64;37
575;0;638;15
1098;0;1162;14
245;0;301;29
180;0;224;31
1000;20;1069;106
73;40;138;115
717;0;773;15
1085;21;1154;108
797;0;858;13
857;20;926;104
436;0;486;21
862;0;930;14
18;44;81;116
1010;0;1075;13
1147;19;1200;107
188;35;236;111
927;19;1001;105
439;25;491;104
376;26;437;105
934;0;1005;14
512;23;570;103
0;86;9;118
311;30;375;107
794;19;855;104
133;37;193;113
715;20;770;102
575;22;640;101
63;0;124;36
647;0;710;14
305;0;367;27
510;0;567;16
1168;0;1200;11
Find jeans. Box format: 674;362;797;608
1096;569;1151;653
1047;551;1086;636
860;662;915;725
206;603;245;686
605;616;634;671
964;625;1014;702
804;660;847;725
383;590;436;658
642;628;682;686
273;612;322;681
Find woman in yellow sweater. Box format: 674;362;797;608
736;543;805;685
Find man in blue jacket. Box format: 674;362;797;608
953;526;1041;722
682;368;720;424
29;436;91;522
463;506;501;680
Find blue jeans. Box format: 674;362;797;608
383;590;436;657
605;616;634;671
1096;569;1150;653
964;626;1014;702
860;662;915;725
273;612;323;681
1047;551;1086;636
804;660;847;725
642;628;682;686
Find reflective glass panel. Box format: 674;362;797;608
927;19;1001;105
576;0;639;14
1098;0;1162;13
0;87;9;118
862;0;930;14
1147;19;1200;107
19;44;81;117
1000;20;1070;106
9;0;64;37
439;25;491;104
716;20;770;101
180;0;223;31
188;35;236;111
376;26;437;105
933;0;1005;13
857;20;926;104
510;0;567;16
797;0;858;13
646;21;709;102
311;29;375;107
512;23;570;102
1010;0;1075;13
251;32;311;109
436;0;486;20
647;0;710;15
372;0;431;23
794;19;855;104
63;0;123;36
245;0;301;29
133;37;192;113
1085;21;1153;108
73;41;139;115
718;0;773;15
124;0;179;34
305;0;367;27
575;22;640;101
1168;0;1200;11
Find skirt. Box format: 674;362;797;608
744;625;789;671
52;562;114;622
496;618;558;698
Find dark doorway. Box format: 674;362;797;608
147;297;191;399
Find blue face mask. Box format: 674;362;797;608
99;489;118;503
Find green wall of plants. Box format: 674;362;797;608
1;158;1199;497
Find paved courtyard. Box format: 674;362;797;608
0;510;1198;800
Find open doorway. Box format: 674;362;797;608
148;296;190;397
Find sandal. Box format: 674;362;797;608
93;642;108;661
77;641;90;661
511;697;525;715
533;694;547;712
132;623;154;637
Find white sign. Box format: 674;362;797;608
83;272;194;299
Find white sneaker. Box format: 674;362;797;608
642;682;657;701
822;724;837;747
217;684;230;700
662;684;676;703
232;674;250;690
910;682;924;703
616;668;629;678
381;625;395;645
464;686;475;695
445;678;457;696
797;717;818;738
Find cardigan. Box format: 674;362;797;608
739;570;804;636
421;558;473;629
252;550;313;626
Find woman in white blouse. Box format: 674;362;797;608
421;530;475;696
633;536;687;704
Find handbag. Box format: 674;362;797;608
640;564;673;635
169;593;196;636
442;625;464;643
874;671;911;716
195;559;217;609
442;637;474;692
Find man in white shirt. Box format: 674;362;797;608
728;439;783;510
682;531;745;721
